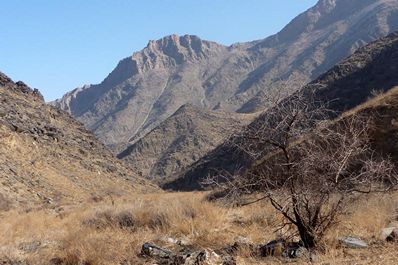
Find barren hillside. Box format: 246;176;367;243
0;73;155;210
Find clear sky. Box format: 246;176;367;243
0;0;318;101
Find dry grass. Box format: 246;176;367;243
338;86;398;120
0;192;397;264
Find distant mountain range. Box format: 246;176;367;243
52;0;398;186
0;73;154;210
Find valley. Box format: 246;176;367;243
2;0;398;264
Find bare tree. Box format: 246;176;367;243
206;93;397;249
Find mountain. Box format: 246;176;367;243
0;73;154;210
52;0;398;189
164;29;398;190
54;0;398;153
117;104;256;183
53;35;230;151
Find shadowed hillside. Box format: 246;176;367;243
165;30;398;191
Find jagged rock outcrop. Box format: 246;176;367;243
0;73;155;210
117;104;255;183
166;29;398;190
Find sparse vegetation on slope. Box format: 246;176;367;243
0;73;156;210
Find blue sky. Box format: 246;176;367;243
0;0;318;101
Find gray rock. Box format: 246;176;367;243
141;242;172;259
339;237;368;249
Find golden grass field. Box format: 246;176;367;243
1;191;398;265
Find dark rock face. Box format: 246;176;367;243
167;29;398;191
0;73;153;209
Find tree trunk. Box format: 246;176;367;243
296;223;316;249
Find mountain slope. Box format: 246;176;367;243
0;73;154;210
53;0;398;154
117;104;256;183
165;29;398;190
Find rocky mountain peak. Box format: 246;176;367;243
146;34;209;54
97;35;225;87
133;34;226;71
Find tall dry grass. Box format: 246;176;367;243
0;192;397;264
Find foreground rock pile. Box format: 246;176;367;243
140;237;309;265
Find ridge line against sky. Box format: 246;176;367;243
0;0;317;101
